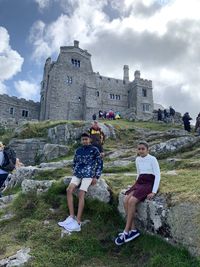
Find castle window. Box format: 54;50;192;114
142;88;147;97
99;76;102;80
78;97;81;102
110;94;115;99
108;78;110;81
22;110;29;117
10;107;14;115
96;91;100;97
116;95;121;100
66;76;72;84
71;58;80;68
142;104;150;112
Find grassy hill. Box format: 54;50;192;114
1;120;200;267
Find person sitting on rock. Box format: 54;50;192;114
115;141;161;246
0;142;17;197
58;132;103;232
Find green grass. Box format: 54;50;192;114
33;167;72;181
1;187;199;267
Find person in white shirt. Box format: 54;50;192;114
115;141;161;246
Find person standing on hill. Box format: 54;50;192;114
169;106;175;124
58;133;103;232
182;112;192;132
115;141;161;246
89;121;105;157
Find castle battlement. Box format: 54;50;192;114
0;94;40;105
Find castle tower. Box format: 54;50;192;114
123;65;129;83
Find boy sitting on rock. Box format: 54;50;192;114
58;133;103;232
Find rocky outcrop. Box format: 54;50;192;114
40;144;69;162
0;248;31;267
150;136;200;157
9;138;69;166
48;122;116;145
104;160;133;169
6;160;72;189
118;189;200;256
9;138;46;166
63;177;111;203
21;179;55;194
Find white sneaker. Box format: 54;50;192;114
58;216;76;227
64;220;81;232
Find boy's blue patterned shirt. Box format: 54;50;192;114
73;145;103;179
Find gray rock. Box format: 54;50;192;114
39;160;73;169
9;138;47;166
104;160;132;168
40;143;69;162
118;189;200;256
48;122;116;145
62;177;111;203
87;179;111;203
21;179;55;194
0;248;31;267
0;213;14;223
150;136;200;157
0;195;16;210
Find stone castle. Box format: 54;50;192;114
0;40;154;124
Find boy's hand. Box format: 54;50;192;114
147;193;155;200
91;178;98;185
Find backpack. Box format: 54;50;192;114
1;147;16;172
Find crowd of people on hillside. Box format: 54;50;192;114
157;106;176;123
92;110;121;121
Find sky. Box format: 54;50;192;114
0;0;200;119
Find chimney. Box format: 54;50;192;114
123;65;129;83
74;40;79;48
134;70;141;80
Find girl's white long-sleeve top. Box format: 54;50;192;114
135;154;161;194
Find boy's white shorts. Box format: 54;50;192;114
69;176;93;192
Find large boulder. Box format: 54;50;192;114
47;122;116;145
40;144;69;162
150;136;200;157
39;159;73;169
63;177;111;203
9;138;46;166
118;189;200;256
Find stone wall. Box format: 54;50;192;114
0;94;40;125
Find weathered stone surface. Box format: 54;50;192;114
47;122;116;145
9;138;46;166
150;136;200;157
39;160;73;169
0;195;16;210
0;212;14;223
107;149;135;160
0;248;31;267
40;143;69;162
104;160;132;168
63;177;111;203
118;189;200;256
87;179;111;203
21;179;55;194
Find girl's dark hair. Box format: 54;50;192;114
138;141;149;149
81;132;90;138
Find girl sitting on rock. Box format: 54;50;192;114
115;141;161;245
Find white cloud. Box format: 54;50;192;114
34;0;50;10
14;80;40;100
0;27;24;93
29;0;200;118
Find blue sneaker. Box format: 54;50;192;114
115;232;129;246
126;229;140;243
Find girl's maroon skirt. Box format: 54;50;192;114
125;174;155;201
